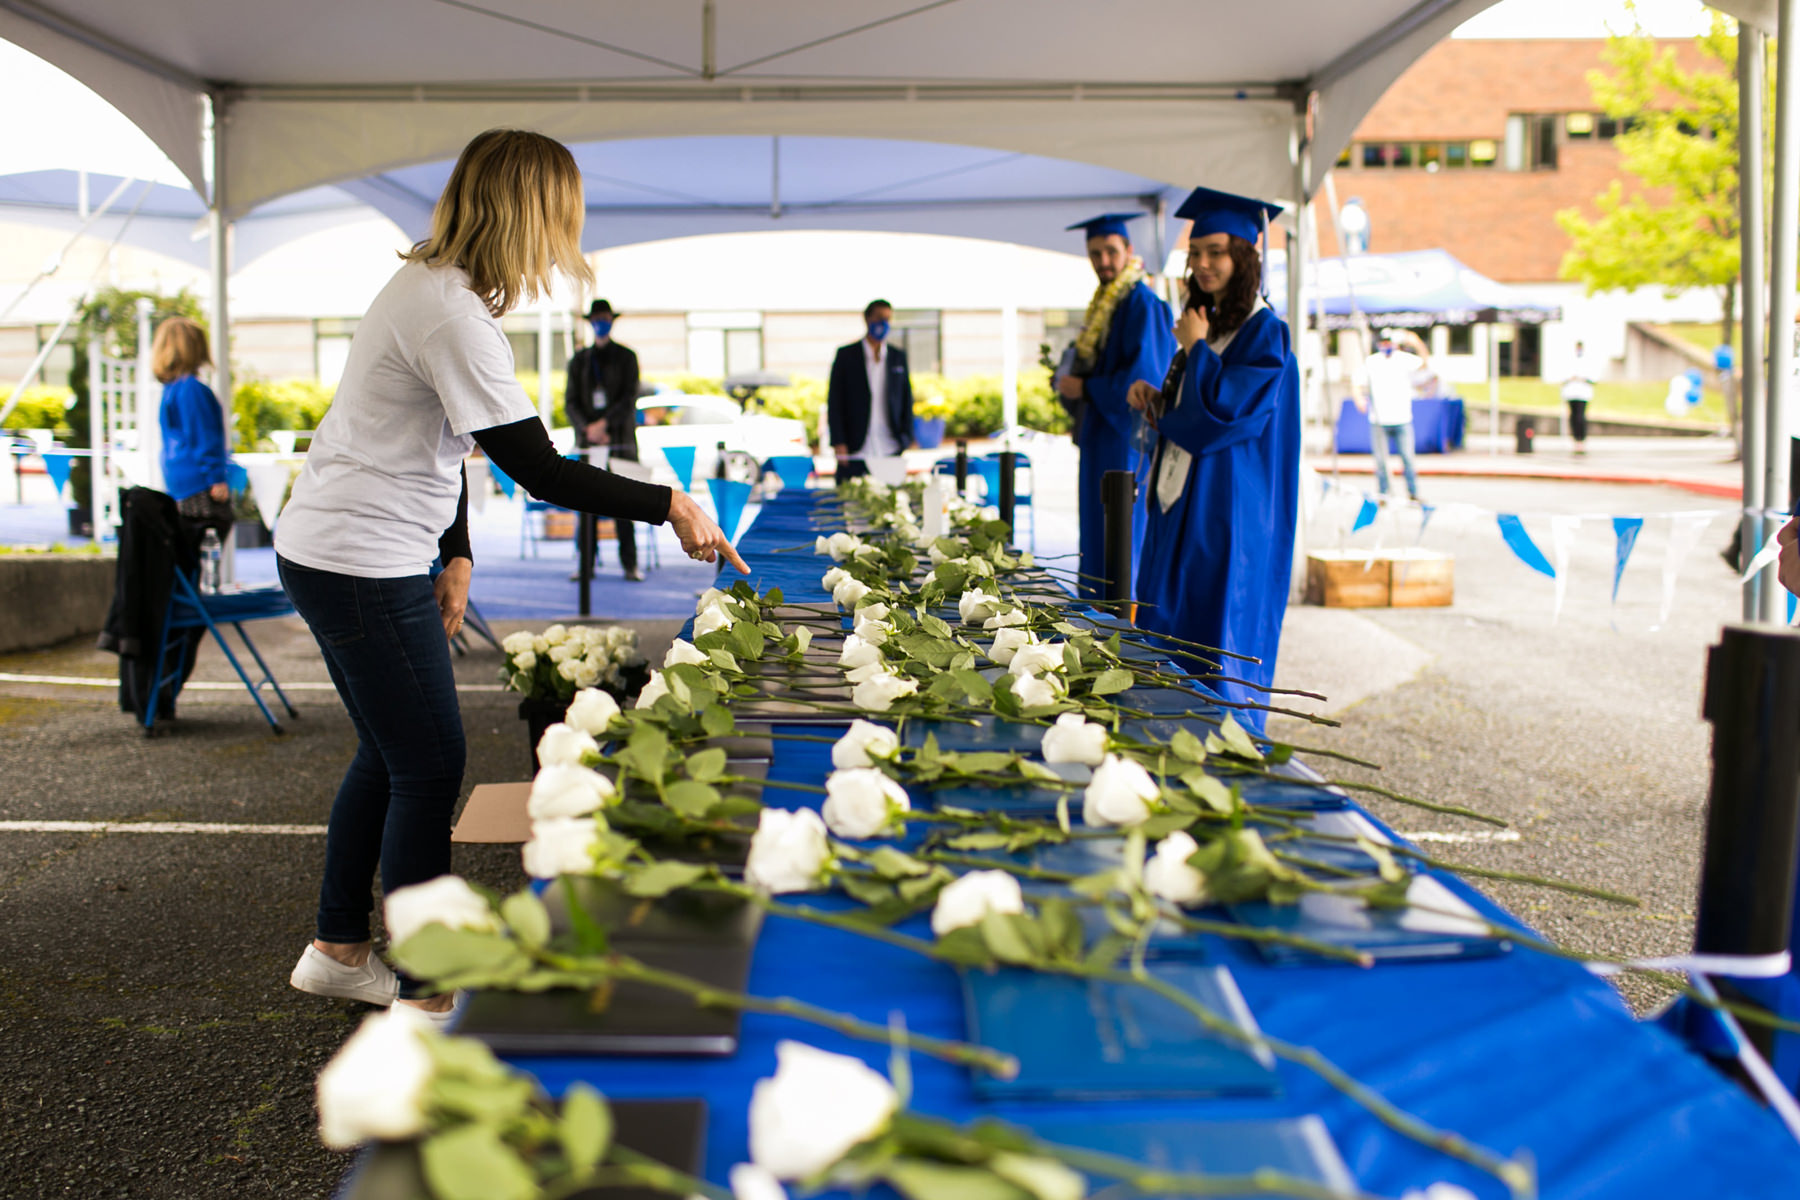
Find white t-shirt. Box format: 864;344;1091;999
1363;349;1423;426
858;339;900;459
276;261;536;577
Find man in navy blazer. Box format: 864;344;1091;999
827;299;914;480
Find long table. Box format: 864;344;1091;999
509;491;1800;1198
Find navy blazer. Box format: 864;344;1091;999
826;340;913;455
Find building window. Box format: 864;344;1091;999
314;317;357;387
1566;111;1595;139
1446;325;1475;356
1503;114;1558;171
889;310;941;376
1347;140;1494;170
1469;139;1498;167
686;311;763;377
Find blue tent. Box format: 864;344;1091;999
1266;248;1561;330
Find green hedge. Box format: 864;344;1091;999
231;378;335;451
1;386;75;435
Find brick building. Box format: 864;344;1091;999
1311;37;1724;385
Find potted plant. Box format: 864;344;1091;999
500;624;648;770
912;392;951;449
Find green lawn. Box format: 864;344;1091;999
1451;377;1727;424
1658;322;1738;359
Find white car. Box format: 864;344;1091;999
634;392;811;483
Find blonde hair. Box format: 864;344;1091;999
151;316;210;384
401;129;594;317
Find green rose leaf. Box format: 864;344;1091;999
421;1124;538;1200
885;1160;1034;1200
1089;667;1134;696
866;846;932;879
1210;714;1264;763
392;925;529;983
559;1083;613;1177
425;1032;513;1084
430;1074;535;1124
662;780;722;818
699;702;735;738
978;911;1043;966
1035;897;1083;962
708;648;742;675
499;891;552;949
765;585;785;606
1169;728;1207;763
623;860;709;898
687;747;728;782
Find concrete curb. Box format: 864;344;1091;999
0;555;114;653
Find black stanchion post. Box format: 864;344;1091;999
577;511;595;617
954;440;969;495
1102;469;1135;608
997;450;1016;538
1694;624;1800;1054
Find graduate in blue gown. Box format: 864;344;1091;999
1127;188;1301;733
1053;213;1176;601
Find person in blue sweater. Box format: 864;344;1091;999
1054;213;1175;601
152;315;233;540
1126;187;1301;734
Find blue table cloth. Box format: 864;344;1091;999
505;491;1800;1199
1335;398;1465;455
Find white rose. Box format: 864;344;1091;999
832;578;871;609
744;808;833;895
820;566;851;592
1082;754;1160;828
634;670;670;709
522;816;601;878
316;1010;434;1148
1401;1188;1480;1200
837;634;883;670
1040;712;1107;766
979;505;1000;521
844;662;887;685
1008;642;1066;677
529;763;616;818
987;627;1034;666
531;635;549;654
853;670;917;712
1010;671;1064;710
958;589;1004;625
557;658;584;682
577;625;606;649
501;631;536;655
383;875;497;946
983;608;1027;630
511;649;538;672
548;642;577;664
813;535;832;556
665;638;709;668
564;687;621;736
821;768;911;840
571;660;602;688
826;532;862;562
542;624;569;646
930;869;1025;936
694;604;734;638
607;626;635;649
696;587;728;614
1143;831;1206;905
749;1040;898;1180
852;617;890;646
731;1164;789;1200
851;543;883;565
927;542;953;564
832;719;900;769
535;723;598;768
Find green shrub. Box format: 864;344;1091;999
755;375;828;447
514;371;571;428
0;386;75;435
231;377;335;450
645;373;727;397
917;368;1068;439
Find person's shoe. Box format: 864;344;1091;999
392;993;467;1031
625;567;646;582
290;944;399;1006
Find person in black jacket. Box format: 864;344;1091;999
562;299;646;579
827;299;913;481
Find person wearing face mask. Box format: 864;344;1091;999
562;299;646;579
1356;328;1427;502
827;299;914;481
1054;213;1177;601
1125;187;1300;733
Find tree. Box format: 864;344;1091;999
1557;13;1751;438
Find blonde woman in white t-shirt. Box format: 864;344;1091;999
277;129;747;1023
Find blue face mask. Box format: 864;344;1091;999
1380;345;1394;356
867;319;890;343
591;318;613;339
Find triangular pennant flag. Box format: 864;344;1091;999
1550;515;1580;621
244;460;293;533
1789;590;1797;626
1611;517;1643;605
40;450;73;496
766;455;813;490
488;460;516;499
1656;513;1714;629
1351;497;1379;533
1415;503;1436;545
707;476;753;541
662;444;697;492
1496;514;1555;578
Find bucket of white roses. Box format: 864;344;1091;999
499;624;647;772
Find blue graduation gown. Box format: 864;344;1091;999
1076;281;1176;600
1136;306;1300;733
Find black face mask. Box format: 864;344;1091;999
1185;276;1209;314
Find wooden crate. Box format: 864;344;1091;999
1305;551;1391;608
541;510;576;540
1387;549;1454;607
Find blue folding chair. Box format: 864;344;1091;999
144;567;299;734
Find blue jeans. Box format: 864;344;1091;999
277;557;464;983
1371;420;1420;500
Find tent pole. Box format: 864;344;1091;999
1487;324;1498;457
1760;0;1799;622
536;303;553;426
1742;24;1768;622
208;94;235;579
1001;296;1018;447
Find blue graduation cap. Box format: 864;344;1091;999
1175;187;1284;244
1067;212;1144;243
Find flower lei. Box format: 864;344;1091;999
1072;254;1147;371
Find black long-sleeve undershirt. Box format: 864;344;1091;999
436;417;674;565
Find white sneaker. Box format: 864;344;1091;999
289;944;400;1006
392;992;467;1032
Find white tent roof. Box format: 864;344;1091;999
0;0;1602;222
